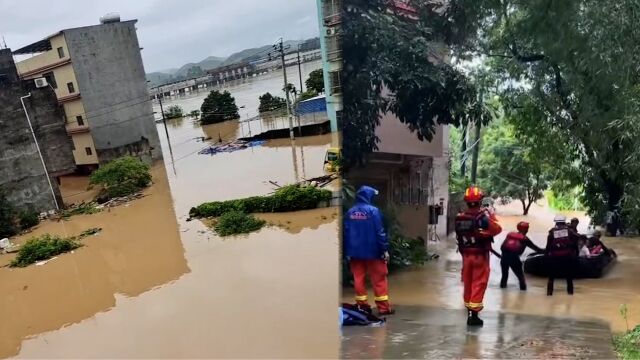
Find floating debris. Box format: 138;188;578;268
198;140;266;156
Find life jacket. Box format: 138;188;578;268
501;232;526;254
340;303;385;326
548;224;574;257
455;210;491;252
590;244;603;255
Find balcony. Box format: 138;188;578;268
322;0;341;26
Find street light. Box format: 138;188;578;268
20;93;60;210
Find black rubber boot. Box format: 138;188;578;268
499;282;507;289
547;279;554;296
567;279;574;295
467;311;484;326
519;282;527;291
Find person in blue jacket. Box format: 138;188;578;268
344;185;393;315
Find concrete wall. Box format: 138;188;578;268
64;20;161;164
0;49;19;84
0;50;75;212
317;0;341;132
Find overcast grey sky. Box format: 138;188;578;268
0;0;320;72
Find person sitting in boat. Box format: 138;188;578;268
578;238;592;258
587;230;608;256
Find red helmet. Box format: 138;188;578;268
517;221;529;232
463;186;484;203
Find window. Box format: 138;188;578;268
76;115;84;126
329;71;341;95
85;147;92;156
67;82;75;93
42;71;57;89
57;47;65;59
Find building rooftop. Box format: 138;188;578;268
12;20;137;55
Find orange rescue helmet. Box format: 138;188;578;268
463;186;485;203
517;221;530;232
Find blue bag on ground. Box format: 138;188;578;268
340;303;385;326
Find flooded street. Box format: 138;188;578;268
3;62;339;358
342;201;639;358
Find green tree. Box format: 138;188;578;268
342;0;487;169
258;92;286;113
200;90;240;125
164;105;183;119
465;0;640;232
305;69;325;93
479;117;551;215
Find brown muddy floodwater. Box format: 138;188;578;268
7;74;339;358
342;200;636;358
0;166;189;358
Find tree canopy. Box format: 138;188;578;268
200;90;240;125
258;92;286;113
305;69;325;93
465;0;640;230
341;0;488;169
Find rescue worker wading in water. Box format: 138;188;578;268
545;215;580;296
344;185;394;315
455;186;502;326
500;221;544;290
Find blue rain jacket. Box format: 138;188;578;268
344;186;388;260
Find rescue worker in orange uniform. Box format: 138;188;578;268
454;186;502;326
344;185;393;315
545;215;580;295
499;221;544;290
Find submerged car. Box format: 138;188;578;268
324;147;341;173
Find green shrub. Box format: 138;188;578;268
90;156;151;200
189;110;201;118
200;90;239;125
614;325;640;360
164;105;184;119
10;234;81;267
213;211;266;236
18;210;40;230
190;185;332;218
546;189;584;211
62;202;100;219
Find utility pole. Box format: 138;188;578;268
20;93;59;210
470;121;481;184
275;38;295;140
460;125;467;178
297;44;304;94
158;96;175;160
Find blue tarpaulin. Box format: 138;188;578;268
295;95;327;115
198;140;266;156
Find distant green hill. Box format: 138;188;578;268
147;38;319;87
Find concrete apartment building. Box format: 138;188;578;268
317;0;342;133
13;16;161;172
333;0;450;240
0;49;75;212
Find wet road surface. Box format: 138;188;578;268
4;67;339;358
342;201;637;358
342;306;616;359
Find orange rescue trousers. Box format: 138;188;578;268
350;259;391;313
462;251;490;312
